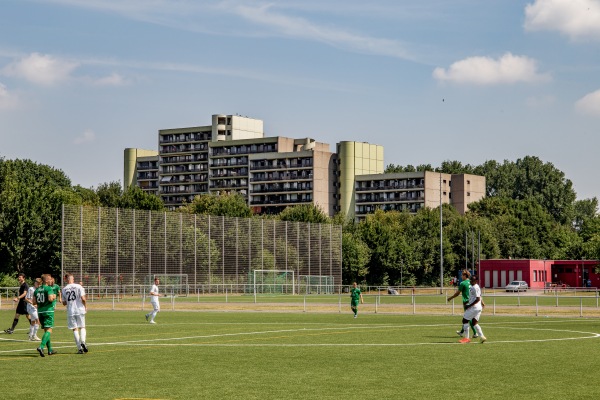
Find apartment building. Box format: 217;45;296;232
125;114;336;213
354;171;485;219
124;114;485;218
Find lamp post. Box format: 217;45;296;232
440;173;443;293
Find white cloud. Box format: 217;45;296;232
524;0;600;40
575;89;600;116
0;82;18;109
2;52;79;86
90;73;129;86
74;129;96;144
229;3;413;60
433;53;550;85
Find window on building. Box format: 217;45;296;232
467;192;471;196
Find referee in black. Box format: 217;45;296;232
4;273;30;334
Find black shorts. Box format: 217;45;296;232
16;301;28;315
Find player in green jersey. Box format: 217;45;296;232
350;282;364;318
33;274;57;357
49;275;62;310
447;270;477;338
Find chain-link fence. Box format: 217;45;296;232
61;205;342;294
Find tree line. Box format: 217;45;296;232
1;156;599;286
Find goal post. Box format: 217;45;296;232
143;274;189;297
251;270;295;295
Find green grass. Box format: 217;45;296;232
2;310;600;399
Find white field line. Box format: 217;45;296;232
2;323;599;353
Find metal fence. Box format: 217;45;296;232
61;205;342;294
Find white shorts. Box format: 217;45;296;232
67;314;86;330
27;304;38;321
463;306;482;322
151;301;160;312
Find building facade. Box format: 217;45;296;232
125;114;485;218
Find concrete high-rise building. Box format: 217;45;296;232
354;171;485;219
336;141;384;217
125;114;485;218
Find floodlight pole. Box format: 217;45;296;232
440;173;443;294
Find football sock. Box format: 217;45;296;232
475;325;484;338
80;327;87;344
41;331;50;348
462;323;470;339
28;325;33;337
73;330;81;348
10;318;18;330
470;320;477;335
33;324;39;337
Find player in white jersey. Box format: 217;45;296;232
459;275;487;344
145;277;161;324
25;278;42;341
62;273;88;354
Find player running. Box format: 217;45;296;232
447;270;477;338
62;273;88;354
459;275;487;344
145;277;162;324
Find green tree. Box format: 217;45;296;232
277;203;330;224
341;232;371;283
180;193;252;218
0;159;72;277
96;181;123;208
120;186;164;211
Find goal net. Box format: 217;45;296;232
143;274;189;297
298;275;335;294
251;270;295;294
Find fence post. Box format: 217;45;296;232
375;295;378;314
112;294;115;311
580;297;583;317
451;298;454;316
303;295;306;313
556;289;559;307
535;296;538;317
226;288;228;303
413;295;416;315
339;293;341;313
493;296;496;316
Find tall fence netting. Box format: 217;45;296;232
61;205;342;295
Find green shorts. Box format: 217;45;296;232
351;299;359;307
38;313;54;329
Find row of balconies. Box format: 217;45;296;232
209;157;248;167
161;154;208;164
160;175;209;184
209;180;248;189
160;143;209;154
356;203;422;214
210;169;248;178
137;162;158;171
355;182;424;191
250;171;313;182
160;185;208;194
211;144;277;156
162;165;208;173
159;132;211;143
250;159;313;170
250;183;313;193
137;172;158;180
250;196;313;205
356;192;424;203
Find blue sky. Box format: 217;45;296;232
1;0;599;200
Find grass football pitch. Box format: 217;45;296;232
1;310;600;399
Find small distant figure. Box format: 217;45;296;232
587;279;592;288
448;270;477;338
145;278;162;324
350;282;364;318
4;273;30;334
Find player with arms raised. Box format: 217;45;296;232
62;273;88;354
